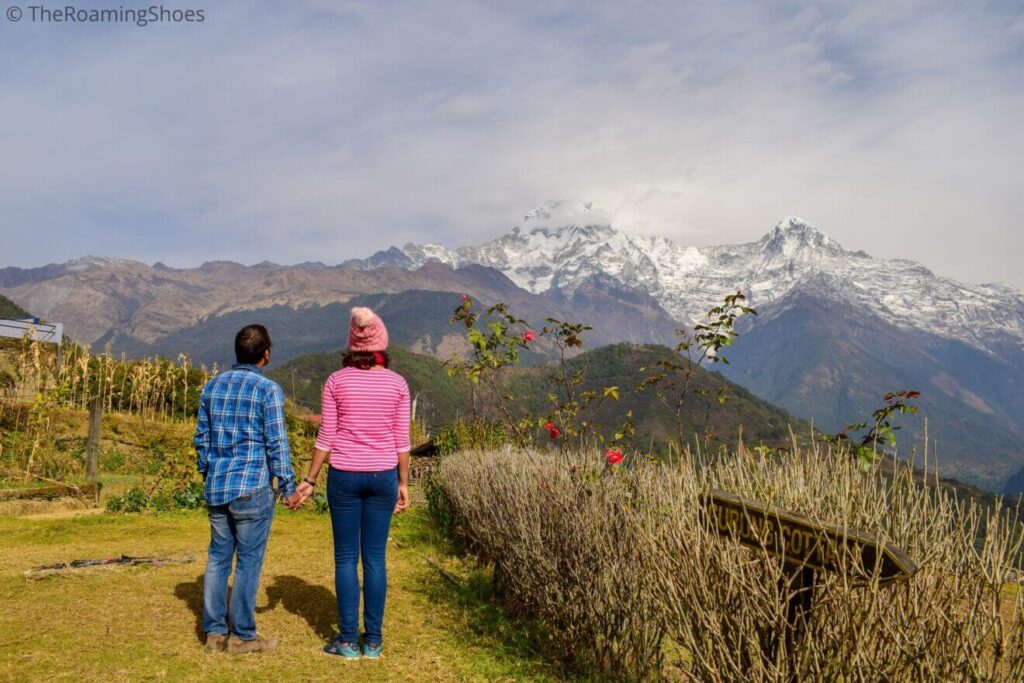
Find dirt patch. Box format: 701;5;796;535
0;497;94;517
21;506;106;520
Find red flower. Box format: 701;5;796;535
548;427;560;439
605;449;624;465
544;421;553;430
523;330;535;342
460;294;468;301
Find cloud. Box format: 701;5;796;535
0;0;1021;288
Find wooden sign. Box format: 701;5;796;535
410;439;439;457
700;489;917;584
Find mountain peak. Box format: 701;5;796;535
759;217;844;256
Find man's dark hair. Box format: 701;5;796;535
235;324;272;365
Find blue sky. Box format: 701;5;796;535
1;0;1022;288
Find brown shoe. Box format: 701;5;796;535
205;633;228;653
227;634;279;655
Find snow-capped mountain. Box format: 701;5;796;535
342;202;1024;489
352;200;1024;360
4;201;1022;489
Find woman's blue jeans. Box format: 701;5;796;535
327;467;398;645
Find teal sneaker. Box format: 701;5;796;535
323;639;360;660
361;640;383;659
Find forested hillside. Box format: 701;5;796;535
270;343;804;450
0;294;29;319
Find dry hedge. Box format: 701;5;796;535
429;444;1024;681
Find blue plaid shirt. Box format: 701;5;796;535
194;364;297;506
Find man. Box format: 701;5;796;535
194;324;302;654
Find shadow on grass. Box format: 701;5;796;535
174;573;336;643
416;553;573;680
389;509;572;678
258;575;336;641
173;574;205;643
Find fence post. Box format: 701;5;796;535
86;395;101;504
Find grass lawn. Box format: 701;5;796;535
0;506;566;682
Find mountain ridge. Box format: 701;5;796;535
4;201;1020;364
2;200;1021;491
345;201;1024;363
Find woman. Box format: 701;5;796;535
296;307;411;660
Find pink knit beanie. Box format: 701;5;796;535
348;307;389;352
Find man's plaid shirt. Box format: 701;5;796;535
194;364;297;506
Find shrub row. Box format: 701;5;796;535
106;481;205;513
429;446;1024;681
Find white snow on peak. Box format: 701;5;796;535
403;243;459;268
357;201;1024;356
759;217;844;255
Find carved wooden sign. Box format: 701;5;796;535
700;489;917;584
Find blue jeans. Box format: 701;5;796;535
327;467;398;645
203;485;275;640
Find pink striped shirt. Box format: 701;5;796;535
315;367;411;472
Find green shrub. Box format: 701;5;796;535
106;486;150;513
310;492;329;515
433;420;509;454
172;480;205;509
106;450;206;513
285;412;320;438
100;448;127;471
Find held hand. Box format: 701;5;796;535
394;484;410;514
296;481;315;501
285;491;305;509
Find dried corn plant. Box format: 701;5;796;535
1;335;214;480
430;445;1024;682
